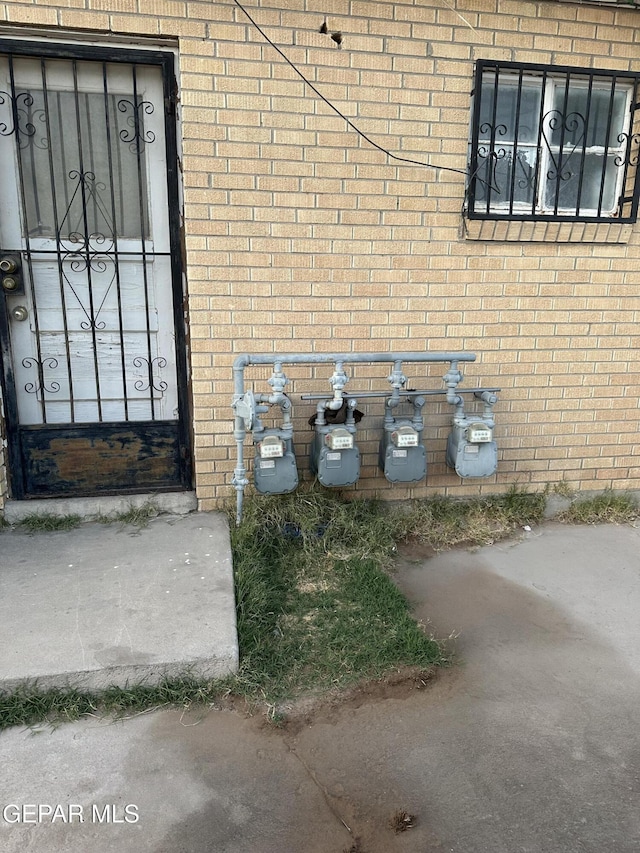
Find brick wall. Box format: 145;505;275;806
1;0;639;509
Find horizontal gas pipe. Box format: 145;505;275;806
232;352;477;524
300;387;500;401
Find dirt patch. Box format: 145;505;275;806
272;665;439;734
395;539;441;561
181;667;439;731
395;526;528;563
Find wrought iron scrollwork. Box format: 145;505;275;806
615;131;640;168
541;110;585;184
117;99;155;153
480;121;508;140
476;123;509;196
22;357;60;395
0;90;33;137
133;356;168;394
515;152;537;192
58;170;117;331
475;145;507;196
0;90;48;149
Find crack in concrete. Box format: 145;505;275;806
282;733;357;841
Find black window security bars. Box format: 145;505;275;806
467;60;640;222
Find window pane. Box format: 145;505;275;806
479;79;542;144
551;86;627;148
473;144;537;210
18;89;150;240
543;153;619;212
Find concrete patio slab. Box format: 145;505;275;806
0;512;238;690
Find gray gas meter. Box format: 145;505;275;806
253;429;298;495
310;403;360;488
446;392;498;478
379;397;427;483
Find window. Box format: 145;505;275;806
467;61;640;222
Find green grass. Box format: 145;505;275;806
0;489;447;729
229;489;445;700
0;501;162;535
390;485;547;551
0;677;227;730
557;490;638;525
99;501;161;529
16;513;83;532
0;485;561;730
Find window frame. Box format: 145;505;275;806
466;60;640;224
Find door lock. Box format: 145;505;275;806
11;305;28;322
0;257;18;274
1;254;24;294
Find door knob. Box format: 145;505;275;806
11;305;28;322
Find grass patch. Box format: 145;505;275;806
391;486;546;552
16;513;83;533
0;684;97;728
0;676;228;731
557;490;638;525
0;486;551;730
229;489;445;701
0;501;163;535
99;500;161;529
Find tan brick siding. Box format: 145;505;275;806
0;0;639;509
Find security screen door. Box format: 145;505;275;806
0;41;191;498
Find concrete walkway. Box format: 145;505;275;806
0;511;238;690
1;522;639;852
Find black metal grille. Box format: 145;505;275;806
467;60;640;223
0;39;191;499
0;49;176;425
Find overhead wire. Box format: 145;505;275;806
230;0;469;178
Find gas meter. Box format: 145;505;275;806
310;403;361;488
378;397;427;484
253;429;298;495
446;403;497;479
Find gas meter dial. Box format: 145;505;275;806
325;428;354;450
467;422;493;443
257;435;284;458
391;426;419;448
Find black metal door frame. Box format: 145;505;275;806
0;38;192;498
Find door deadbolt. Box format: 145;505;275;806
0;257;18;274
1;254;23;294
11;305;28;322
